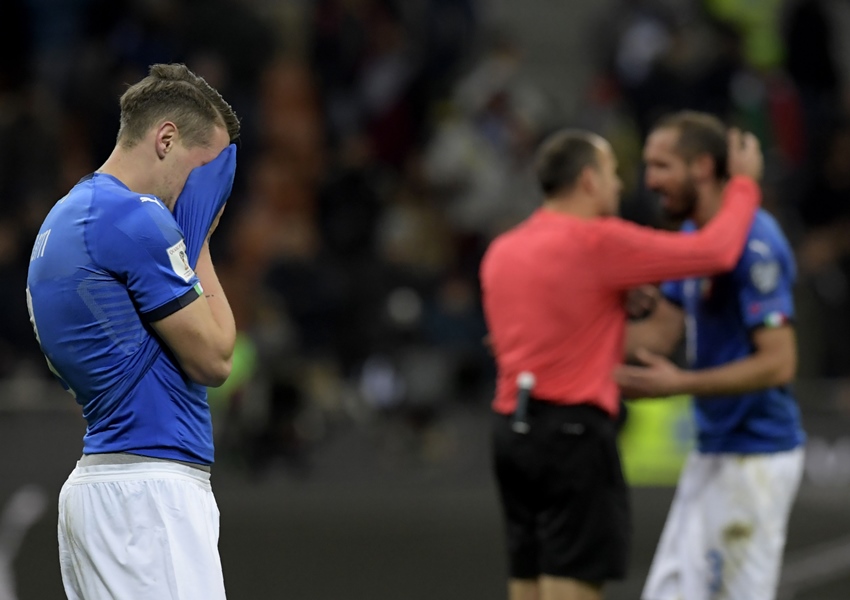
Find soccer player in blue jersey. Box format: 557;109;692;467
616;111;805;600
26;64;240;599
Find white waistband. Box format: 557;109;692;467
67;461;211;489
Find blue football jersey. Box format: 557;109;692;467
174;144;236;267
661;210;806;453
26;173;213;464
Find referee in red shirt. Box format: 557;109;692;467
480;128;763;600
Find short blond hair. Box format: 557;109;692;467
117;63;240;148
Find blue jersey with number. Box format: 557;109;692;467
661;210;805;454
26;173;213;464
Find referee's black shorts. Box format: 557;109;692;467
492;400;631;582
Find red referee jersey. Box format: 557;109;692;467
480;176;760;417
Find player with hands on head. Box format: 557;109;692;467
617;111;804;600
480;125;765;600
26;63;239;600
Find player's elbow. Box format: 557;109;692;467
205;358;233;388
773;358;796;387
184;356;232;387
766;353;796;387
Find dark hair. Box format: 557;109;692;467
117;63;240;148
534;129;601;197
652;111;728;180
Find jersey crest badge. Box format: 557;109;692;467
750;260;780;293
167;240;195;282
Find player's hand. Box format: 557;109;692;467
614;348;684;398
625;285;659;320
727;128;763;182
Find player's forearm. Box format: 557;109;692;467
675;351;795;397
195;244;236;360
624;299;684;361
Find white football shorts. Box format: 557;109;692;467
58;460;226;600
642;447;804;600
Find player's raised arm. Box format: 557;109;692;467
151;140;237;387
151;233;235;387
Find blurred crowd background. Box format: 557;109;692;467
3;0;850;478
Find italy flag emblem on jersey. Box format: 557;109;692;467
764;311;789;328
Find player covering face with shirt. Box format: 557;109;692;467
27;63;239;600
619;111;805;600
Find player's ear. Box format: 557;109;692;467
690;153;714;181
578;164;598;195
155;122;178;160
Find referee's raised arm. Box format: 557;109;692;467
592;130;764;289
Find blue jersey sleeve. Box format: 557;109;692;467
173;144;236;267
661;279;684;306
96;200;201;322
734;236;796;330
